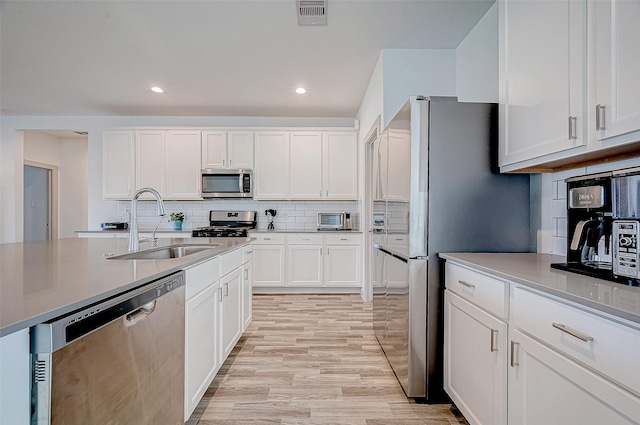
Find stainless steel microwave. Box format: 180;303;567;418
201;169;253;198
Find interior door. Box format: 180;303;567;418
23;165;51;242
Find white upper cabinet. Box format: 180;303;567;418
323;132;358;200
135;130;166;198
228;131;254;169
289;132;323;199
166;130;202;200
593;0;640;142
499;0;587;168
386;130;411;202
201;131;227;169
262;130;358;201
202;131;254;169
254;131;290;199
103;130;135;199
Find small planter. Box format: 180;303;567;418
172;220;183;230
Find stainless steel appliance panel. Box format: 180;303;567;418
31;273;185;425
201;168;252;198
372;96;530;401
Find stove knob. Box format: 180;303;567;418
620;236;634;247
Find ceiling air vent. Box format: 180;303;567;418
297;0;327;26
74;131;89;136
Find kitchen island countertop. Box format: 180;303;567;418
0;237;252;337
439;252;640;325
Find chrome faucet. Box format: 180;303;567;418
129;187;167;252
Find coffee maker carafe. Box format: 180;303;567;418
563;173;613;275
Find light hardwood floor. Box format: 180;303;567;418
187;294;468;425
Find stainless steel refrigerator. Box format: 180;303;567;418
372;96;530;401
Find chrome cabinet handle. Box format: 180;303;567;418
510;341;520;367
458;280;475;288
596;104;606;130
224;282;229;296
244;269;248;279
218;287;223;301
552;323;594;342
223;159;226;166
490;329;498;352
568;116;577;140
229;159;233;167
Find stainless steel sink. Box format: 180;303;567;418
106;244;222;260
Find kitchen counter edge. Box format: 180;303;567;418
439;252;640;325
0;237;253;337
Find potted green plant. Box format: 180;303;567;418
170;212;185;230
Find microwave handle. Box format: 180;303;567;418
239;174;244;193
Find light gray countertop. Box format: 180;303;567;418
439;253;640;324
0;237;252;337
75;229;193;234
249;229;362;234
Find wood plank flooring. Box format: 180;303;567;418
186;294;469;425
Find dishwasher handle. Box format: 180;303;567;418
32;272;185;353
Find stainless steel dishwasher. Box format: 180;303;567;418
31;272;185;425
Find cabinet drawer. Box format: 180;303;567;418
445;263;509;319
220;248;242;277
249;233;286;245
242;245;253;264
185;257;220;300
287;234;323;245
325;234;361;245
512;287;640;396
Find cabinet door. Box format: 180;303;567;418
252;245;286;287
444;291;507;425
166;130;201;200
386;129;411;202
102;130;134;199
324;245;360;286
228;131;254;169
135;130;166;198
287;245;323;286
254;132;289;199
242;260;253;330
289;132;323;200
184;282;220;421
221;269;242;359
594;0;640;141
499;0;586;167
508;329;640;425
323;132;358;200
201;131;227;169
0;329;30;425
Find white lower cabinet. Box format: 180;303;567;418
508;328;640;425
184;257;221;421
242;257;253;330
0;329;30;425
323;244;360;287
184;247;250;421
443;260;640;425
221;268;242;359
184;280;221;420
444;291;507;425
287;245;323;286
252;245;286;287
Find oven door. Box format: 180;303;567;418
201;169;252;198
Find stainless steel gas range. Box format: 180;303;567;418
191;210;257;237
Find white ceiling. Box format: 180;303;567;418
0;0;495;118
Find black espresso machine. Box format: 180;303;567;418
552;167;640;286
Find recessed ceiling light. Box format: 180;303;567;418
296;87;306;94
151;86;164;93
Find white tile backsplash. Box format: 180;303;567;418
540;158;640;256
118;199;360;231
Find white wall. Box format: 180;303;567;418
23;131;89;239
0;115;355;243
456;2;498;103
382;49;457;128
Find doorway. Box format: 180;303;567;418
23;162;58;242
